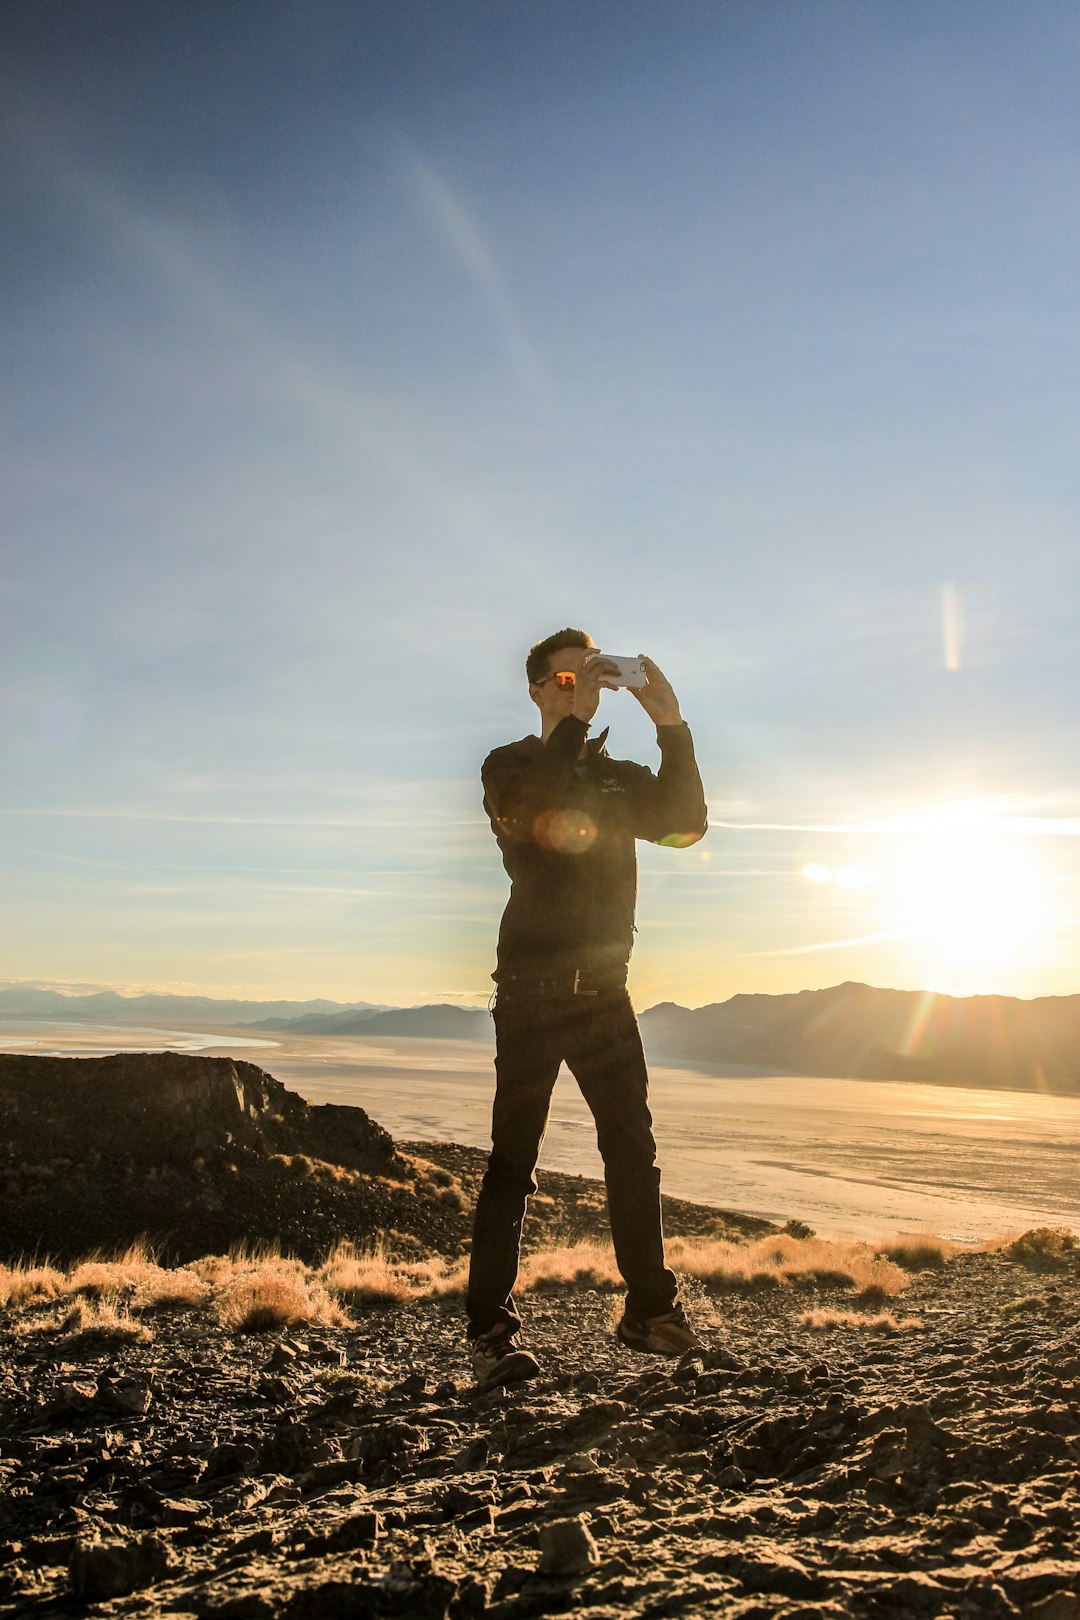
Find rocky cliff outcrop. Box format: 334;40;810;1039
0;1052;398;1172
0;1054;437;1265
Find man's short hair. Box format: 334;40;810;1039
526;628;596;686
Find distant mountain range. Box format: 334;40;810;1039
252;1005;491;1039
640;982;1080;1096
0;987;389;1026
4;981;1079;1095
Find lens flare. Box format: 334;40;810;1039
533;809;598;854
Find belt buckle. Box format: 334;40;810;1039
573;968;598;998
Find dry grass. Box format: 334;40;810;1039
505;1232;912;1299
668;1233;911;1297
521;1239;618;1291
0;1263;64;1310
0;1226;929;1334
133;1266;208;1310
213;1256;353;1334
65;1242;209;1310
58;1297;153;1344
403;1156;470;1212
318;1242;468;1305
799;1308;923;1332
320;1243;415;1305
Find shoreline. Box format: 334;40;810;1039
2;1021;1077;1245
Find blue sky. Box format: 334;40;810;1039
3;0;1079;1007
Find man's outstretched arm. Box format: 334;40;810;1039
627;656;708;847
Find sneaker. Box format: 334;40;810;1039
471;1328;540;1388
616;1303;702;1357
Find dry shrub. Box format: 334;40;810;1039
214;1257;352;1334
800;1309;923;1332
574;1192;605;1210
878;1236;954;1270
1003;1227;1077;1266
58;1297;152;1344
1002;1294;1042;1315
408;1160;468;1209
0;1263;64;1310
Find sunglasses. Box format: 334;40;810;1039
534;670;576;690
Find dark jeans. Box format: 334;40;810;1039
466;985;678;1339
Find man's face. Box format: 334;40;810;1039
529;645;592;726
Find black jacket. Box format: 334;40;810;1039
482;715;708;980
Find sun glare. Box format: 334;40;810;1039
800;803;1059;986
893;809;1051;971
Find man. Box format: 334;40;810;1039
466;628;709;1387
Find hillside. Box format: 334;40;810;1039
640;981;1080;1095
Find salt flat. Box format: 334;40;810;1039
3;1020;1078;1243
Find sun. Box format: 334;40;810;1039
891;809;1050;971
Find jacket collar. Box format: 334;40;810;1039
517;725;611;758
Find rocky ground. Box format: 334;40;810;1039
3;1054;1079;1617
3;1209;1079;1619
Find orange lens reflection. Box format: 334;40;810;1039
533;809;597;854
553;671;576;689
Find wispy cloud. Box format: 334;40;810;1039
711;816;1080;838
5;98;518;558
0;976;201;995
2;807;484;828
408;152;549;401
749;931;907;958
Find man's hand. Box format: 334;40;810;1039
572;656;620;725
629;655;683;727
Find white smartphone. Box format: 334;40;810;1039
587;652;648;688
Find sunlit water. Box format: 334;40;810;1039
3;1021;1077;1243
0;1021;276;1055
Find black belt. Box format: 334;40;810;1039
496;967;628;999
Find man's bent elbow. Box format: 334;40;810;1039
658;823;708;849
